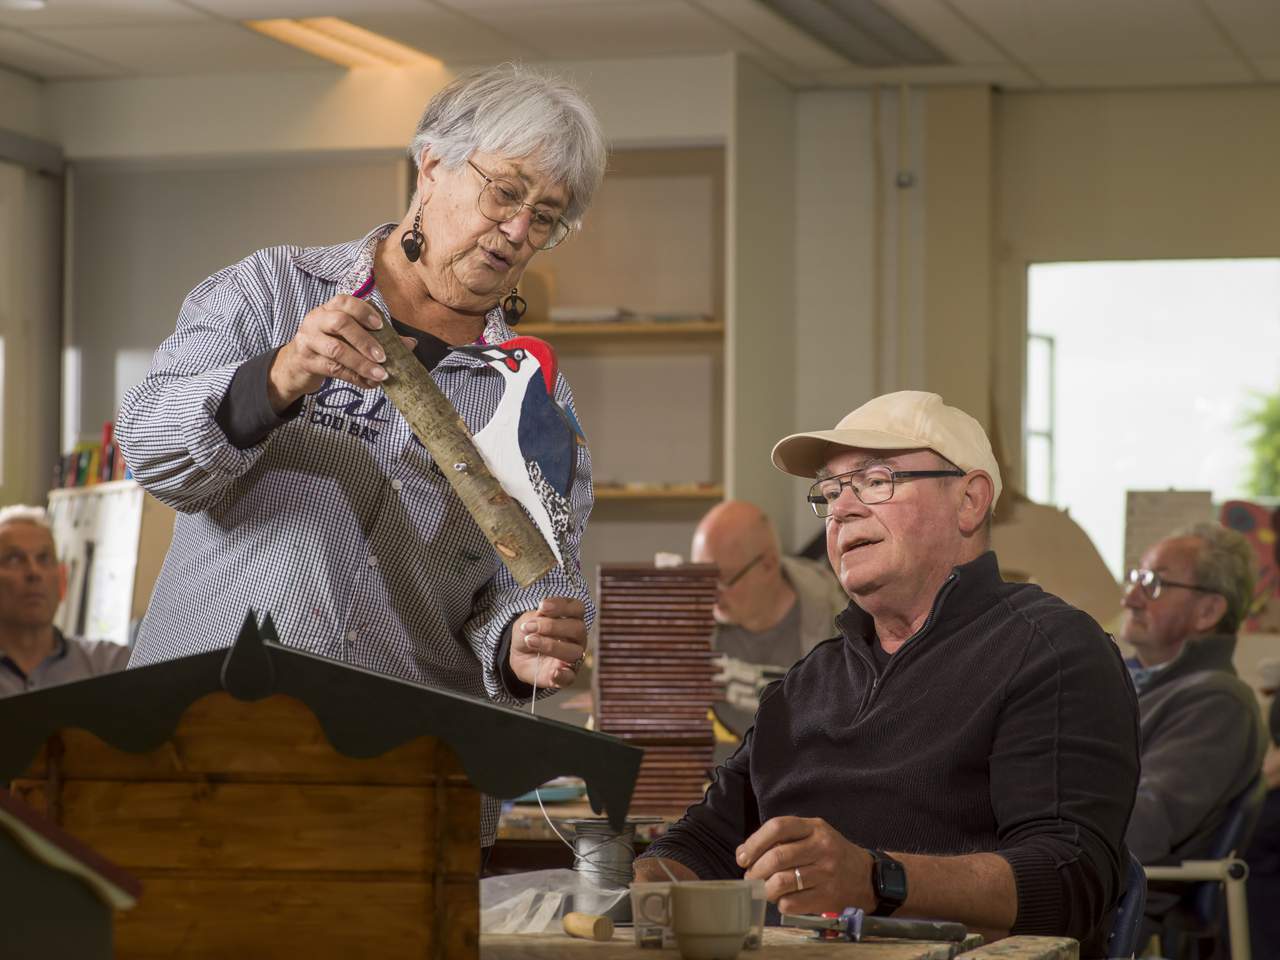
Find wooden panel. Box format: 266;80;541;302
114;877;434;959
18;692;470;785
10;690;482;959
47;781;448;872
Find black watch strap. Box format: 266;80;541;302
869;849;907;917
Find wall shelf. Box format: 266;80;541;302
516;320;724;341
594;483;723;501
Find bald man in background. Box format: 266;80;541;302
692;501;848;723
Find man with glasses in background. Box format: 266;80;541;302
1121;525;1265;885
690;500;847;735
637;391;1139;955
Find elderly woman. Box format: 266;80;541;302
117;65;605;841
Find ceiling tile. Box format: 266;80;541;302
957;0;1236;63
450;0;755;60
348;10;529;64
692;0;848;70
0;0;206;29
1203;0;1280;59
1034;58;1255;88
876;0;1009;64
27;22;337;76
0;27;127;79
183;0;445;19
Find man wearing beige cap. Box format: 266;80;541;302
638;391;1139;955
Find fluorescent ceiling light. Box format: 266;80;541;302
245;17;442;69
0;0;48;10
761;0;946;67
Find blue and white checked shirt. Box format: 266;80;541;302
117;224;595;841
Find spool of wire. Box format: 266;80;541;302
566;818;638;889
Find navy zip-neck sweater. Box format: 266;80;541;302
642;551;1140;957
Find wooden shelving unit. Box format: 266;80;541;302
594;483;724;502
517;320;723;341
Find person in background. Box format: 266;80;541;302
691;500;846;725
636;391;1139;955
1121;525;1266;868
0;506;129;697
1244;659;1279;957
116;64;607;846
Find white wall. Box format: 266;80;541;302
67;155;404;439
50;56;734;161
0;161;61;503
789;90;877;550
726;56;796;545
0;67;50;143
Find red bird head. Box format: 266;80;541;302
491;336;558;395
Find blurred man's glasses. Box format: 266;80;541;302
718;553;764;589
1125;567;1219;601
807;466;965;518
467;160;570;250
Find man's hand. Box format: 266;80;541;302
736;816;873;915
508;597;587;690
268;295;414;412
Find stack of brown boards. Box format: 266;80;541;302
595;565;719;816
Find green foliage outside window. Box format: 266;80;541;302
1243;389;1280;497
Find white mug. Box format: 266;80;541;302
671;880;752;960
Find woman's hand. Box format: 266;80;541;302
508;597;587;690
268;295;412;412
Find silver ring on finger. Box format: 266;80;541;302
570;652;585;672
793;867;804;892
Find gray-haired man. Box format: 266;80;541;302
0;506;130;697
1121;524;1267;869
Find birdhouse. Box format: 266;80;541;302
0;613;640;959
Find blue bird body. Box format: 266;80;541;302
466;336;583;566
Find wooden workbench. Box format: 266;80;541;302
498;802;674;843
481;927;1078;959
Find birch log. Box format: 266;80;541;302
366;307;557;587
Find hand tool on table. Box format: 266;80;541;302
365;305;557;586
782;908;967;943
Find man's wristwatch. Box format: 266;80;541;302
869;849;907;916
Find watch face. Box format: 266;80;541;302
877;858;908;900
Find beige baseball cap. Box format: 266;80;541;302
770;390;1003;508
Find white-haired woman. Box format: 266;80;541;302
117;65;604;843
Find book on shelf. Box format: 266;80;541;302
53;421;130;489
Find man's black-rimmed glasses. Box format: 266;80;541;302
807;466;965;518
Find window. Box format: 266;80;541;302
1026;259;1280;578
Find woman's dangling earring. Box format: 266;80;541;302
400;204;425;263
502;287;527;323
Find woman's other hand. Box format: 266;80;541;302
508;596;587;689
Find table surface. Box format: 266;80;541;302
498;801;675;842
480;928;1078;959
